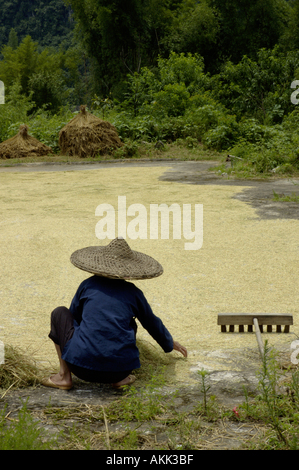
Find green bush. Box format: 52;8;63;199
112;140;140;159
0;82;35;142
94;51;299;158
26;108;74;152
0;35;72;112
203;121;239;150
253;152;281;173
153;83;190;117
121;52;209;119
211;47;299;124
158;52;206;91
112;112;158;141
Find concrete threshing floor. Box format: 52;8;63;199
0;160;298;391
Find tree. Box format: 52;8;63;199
206;0;291;64
65;0;188;96
0;0;74;50
0;36;68;110
66;0;149;95
163;0;220;72
123;52;210;117
212;46;299;123
7;28;18;50
280;0;299;51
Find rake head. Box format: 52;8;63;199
218;313;293;333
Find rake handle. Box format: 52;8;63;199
253;318;264;358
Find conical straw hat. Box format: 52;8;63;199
70;237;163;280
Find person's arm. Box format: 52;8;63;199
135;291;187;357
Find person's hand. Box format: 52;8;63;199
173;340;188;357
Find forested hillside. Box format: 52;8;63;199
0;0;73;48
1;0;299;175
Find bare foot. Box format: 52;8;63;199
112;374;136;389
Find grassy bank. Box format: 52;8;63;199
0;140;224;167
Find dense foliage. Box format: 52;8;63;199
65;0;296;90
0;0;73;49
1;0;299;174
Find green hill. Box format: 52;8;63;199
0;0;74;49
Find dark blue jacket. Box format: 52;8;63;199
61;276;173;372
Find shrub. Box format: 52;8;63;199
153;83;190;117
211;47;299;123
0;82;35;142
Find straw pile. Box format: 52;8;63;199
0;125;52;159
0;345;41;392
58;105;123;157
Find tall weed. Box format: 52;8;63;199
0;400;57;450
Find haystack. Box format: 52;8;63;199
58;105;123;158
0;125;52;159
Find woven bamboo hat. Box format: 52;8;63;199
70;237;163;280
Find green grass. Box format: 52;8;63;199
0;399;58;450
272;190;299;202
1;340;299;449
2;132;299;182
1;356;299;450
0;140;224;167
210;161;299;180
237;343;299;449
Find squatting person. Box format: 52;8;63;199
42;237;187;390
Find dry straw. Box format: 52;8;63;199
58;105;123;157
0;124;52;159
0;345;42;394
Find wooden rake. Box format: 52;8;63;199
217;313;293;359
